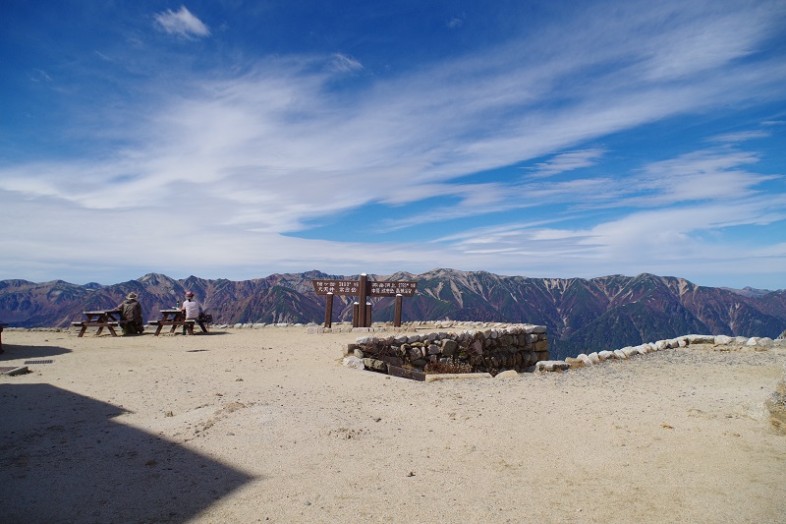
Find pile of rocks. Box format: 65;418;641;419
345;324;548;380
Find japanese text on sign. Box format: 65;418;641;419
311;279;417;296
368;281;418;297
312;280;359;295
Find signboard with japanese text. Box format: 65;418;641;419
311;280;360;295
312;275;417;328
368;281;418;297
312;279;417;297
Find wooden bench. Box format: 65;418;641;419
71;320;120;337
150;317;200;336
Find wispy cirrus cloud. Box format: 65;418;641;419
329;53;363;73
709;130;770;143
526;149;606;179
629;148;778;204
154;6;210;38
5;2;784;223
1;0;785;286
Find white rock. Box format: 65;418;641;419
598;350;614;361
686;334;715;345
535;360;570;372
578;354;594;366
588;352;601;364
495;370;519;380
622;347;640;357
613;349;628;359
714;335;733;345
343;356;365;370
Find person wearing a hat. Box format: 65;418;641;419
180;291;207;334
116;292;144;335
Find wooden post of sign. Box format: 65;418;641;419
358;274;368;327
394;294;403;327
324;292;333;328
311;276;416;329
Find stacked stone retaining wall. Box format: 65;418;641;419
346;324;548;380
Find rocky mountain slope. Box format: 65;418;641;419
1;269;784;359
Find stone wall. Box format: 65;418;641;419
534;333;786;372
346;324;548;380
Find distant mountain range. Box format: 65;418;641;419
1;269;784;359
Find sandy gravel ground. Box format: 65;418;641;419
1;326;785;524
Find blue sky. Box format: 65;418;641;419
1;1;785;289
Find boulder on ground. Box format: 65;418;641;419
495;370;519;380
535;360;570;372
577;354;594;366
343;356;365;370
622;346;640;357
686;334;715;345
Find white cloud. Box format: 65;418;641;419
329;53;363;73
447;17;464;29
154;6;210;38
2;0;785;286
630;148;777;204
709;130;770;143
527;149;606;179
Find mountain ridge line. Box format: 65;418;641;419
2;268;784;359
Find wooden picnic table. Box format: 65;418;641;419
71;310;121;337
150;309;209;336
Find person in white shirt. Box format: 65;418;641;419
180;291;208;334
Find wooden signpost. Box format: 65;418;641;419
311;274;418;328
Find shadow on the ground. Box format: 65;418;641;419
0;344;72;361
0;383;254;523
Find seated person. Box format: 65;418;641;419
180;291;208;334
117;292;144;335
